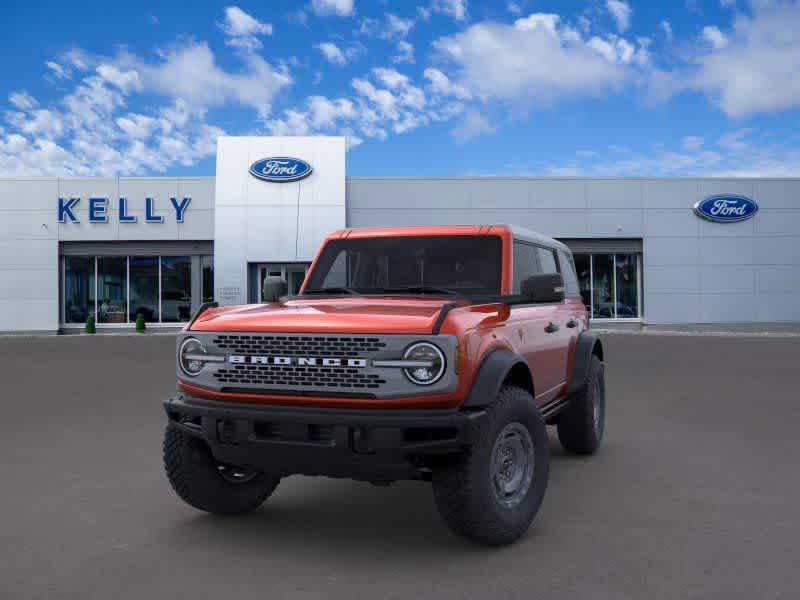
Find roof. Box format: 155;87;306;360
328;224;570;253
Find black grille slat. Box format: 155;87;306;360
212;334;386;357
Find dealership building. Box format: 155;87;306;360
1;135;798;334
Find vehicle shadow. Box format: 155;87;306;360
156;436;574;559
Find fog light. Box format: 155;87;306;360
403;342;445;385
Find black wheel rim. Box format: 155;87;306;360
592;367;605;440
490;422;535;509
216;463;259;484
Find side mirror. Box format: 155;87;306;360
521;273;565;304
262;276;288;302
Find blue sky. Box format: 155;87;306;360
1;0;798;177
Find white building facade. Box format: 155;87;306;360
0;136;798;333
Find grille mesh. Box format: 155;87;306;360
210;334;388;391
213;364;386;389
212;335;386;357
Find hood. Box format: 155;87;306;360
189;297;463;334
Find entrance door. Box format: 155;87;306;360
257;263;309;301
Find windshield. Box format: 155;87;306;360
304;235;502;296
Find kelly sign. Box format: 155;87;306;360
58;197;191;223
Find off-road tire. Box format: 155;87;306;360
432;386;549;546
163;424;280;516
557;355;605;455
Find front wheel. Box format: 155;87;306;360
432;386;549;546
163;424;280;516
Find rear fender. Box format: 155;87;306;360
568;331;604;396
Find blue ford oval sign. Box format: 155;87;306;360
249;157;312;182
693;195;758;223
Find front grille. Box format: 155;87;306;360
212;335;386;357
213;364;387;389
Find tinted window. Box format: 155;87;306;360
305;235;502;295
537;247;559;274
513;241;540;293
558;250;580;298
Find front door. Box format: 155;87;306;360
258;264;309;301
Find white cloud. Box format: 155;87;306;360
606;0;632;33
218;6;272;51
9;91;38;111
432;13;638;107
451;110;496;142
430;0;468;21
45;61;71;80
681;135;705;152
423;67;472;100
701;25;728;49
690;1;800;116
720;0;736;7
546;128;800;177
386;14;414;38
393;41;415;63
507;1;522;16
660;20;673;43
314;42;363;66
310;0;354;17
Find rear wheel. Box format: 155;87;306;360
557;355;605;455
432;386;549;546
163;424;280;516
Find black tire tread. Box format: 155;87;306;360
557;355;605;455
432;386;549;546
163;424;279;516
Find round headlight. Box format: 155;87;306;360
179;337;207;377
403;342;446;385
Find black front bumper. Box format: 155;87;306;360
164;394;486;481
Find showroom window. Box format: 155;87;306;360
573;253;641;319
61;255;213;326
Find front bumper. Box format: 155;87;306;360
164;394;486;481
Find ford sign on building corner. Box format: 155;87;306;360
693;195;759;223
249;157;313;182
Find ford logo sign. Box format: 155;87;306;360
693;195;758;223
249;157;312;183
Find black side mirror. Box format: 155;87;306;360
262;276;288;302
521;273;565;303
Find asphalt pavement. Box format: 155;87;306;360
1;333;798;600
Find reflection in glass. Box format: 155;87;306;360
64;256;95;323
591;254;615;319
97;257;127;323
615;254;639;318
201;255;214;303
130;256;159;322
161;256;191;322
574;254;591;309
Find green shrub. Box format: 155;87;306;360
135;313;146;333
84;314;96;334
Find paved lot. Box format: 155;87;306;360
1;333;798;600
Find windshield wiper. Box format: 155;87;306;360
303;286;360;295
380;285;460;296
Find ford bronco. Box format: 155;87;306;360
163;225;605;545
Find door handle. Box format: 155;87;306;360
544;322;559;333
566;319;578;328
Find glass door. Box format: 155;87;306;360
258;264;309;301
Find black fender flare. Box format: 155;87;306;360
568;331;604;396
462;348;532;408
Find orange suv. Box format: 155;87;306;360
163;225;605;545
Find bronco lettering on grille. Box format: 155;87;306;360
228;355;368;368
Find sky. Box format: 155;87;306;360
1;0;799;177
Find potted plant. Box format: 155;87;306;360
84;314;96;334
135;313;146;333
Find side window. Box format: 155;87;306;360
512;241;540;293
537;247;559;274
558;250;580;298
